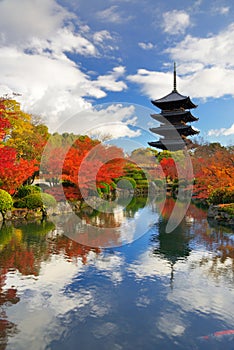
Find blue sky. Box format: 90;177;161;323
0;0;233;148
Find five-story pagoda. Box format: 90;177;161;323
148;63;199;151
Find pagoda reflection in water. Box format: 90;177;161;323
148;63;199;151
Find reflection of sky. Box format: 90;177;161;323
1;204;234;350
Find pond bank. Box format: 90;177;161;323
207;204;234;226
0;201;74;223
1;196;234;228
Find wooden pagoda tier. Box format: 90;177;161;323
150;124;199;137
148;138;194;151
148;63;199;151
150;110;198;124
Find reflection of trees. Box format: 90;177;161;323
54;213;122;248
0;219;103;347
152;198;192;255
190;218;234;284
151;198;234;284
77;207;122;228
48;235;101;264
151;198;193;284
56;198;149;247
0;271;19;349
124;197;148;217
0;221;54;276
152;218;192;264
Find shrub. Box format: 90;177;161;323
0;189;13;214
209;187;234;205
131;173;145;180
14;193;57;209
99;182;111;194
135;179;149;188
223;189;234;204
14;198;27;208
17;185;41;199
116;177;136;189
221;204;234;217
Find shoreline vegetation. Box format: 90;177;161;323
0;189;233;227
0;97;233;227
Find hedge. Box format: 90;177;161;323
17;185;41;199
14;193;57;210
0;189;13;214
209;187;234;205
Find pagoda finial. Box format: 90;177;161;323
173;62;177;92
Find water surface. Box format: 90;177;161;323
0;198;233;350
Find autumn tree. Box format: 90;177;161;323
1;99;49;161
0;98;48;194
192;143;234;199
41;135;126;200
62;136;125;196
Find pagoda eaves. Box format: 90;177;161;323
150;124;199;137
151;110;199;124
151;91;197;110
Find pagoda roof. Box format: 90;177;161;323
150;124;199;137
148;137;194;151
151;110;198;123
148;140;185;151
151;91;197;110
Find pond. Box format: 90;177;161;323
0;197;233;350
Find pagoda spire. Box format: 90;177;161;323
173;62;177;92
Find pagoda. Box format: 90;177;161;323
148;63;199;151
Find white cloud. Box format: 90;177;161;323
167;23;234;68
162;10;190;35
208;123;234;137
0;0;128;132
213;6;230;15
31;27;98;57
96;5;132;24
94;66;127;92
93;30;112;44
128;23;234;100
128;66;234;100
54;104;140;139
128;69;176;98
0;0;74;46
138;42;154;50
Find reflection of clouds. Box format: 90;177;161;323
119;219;136;244
136;295;151;308
88;251;124;284
168;251;234;325
3;250;124;349
156;312;186;337
128;246;234;331
92;322;118;339
128;250;172;280
4;255;92;350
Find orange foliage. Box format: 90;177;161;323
192;146;234;199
